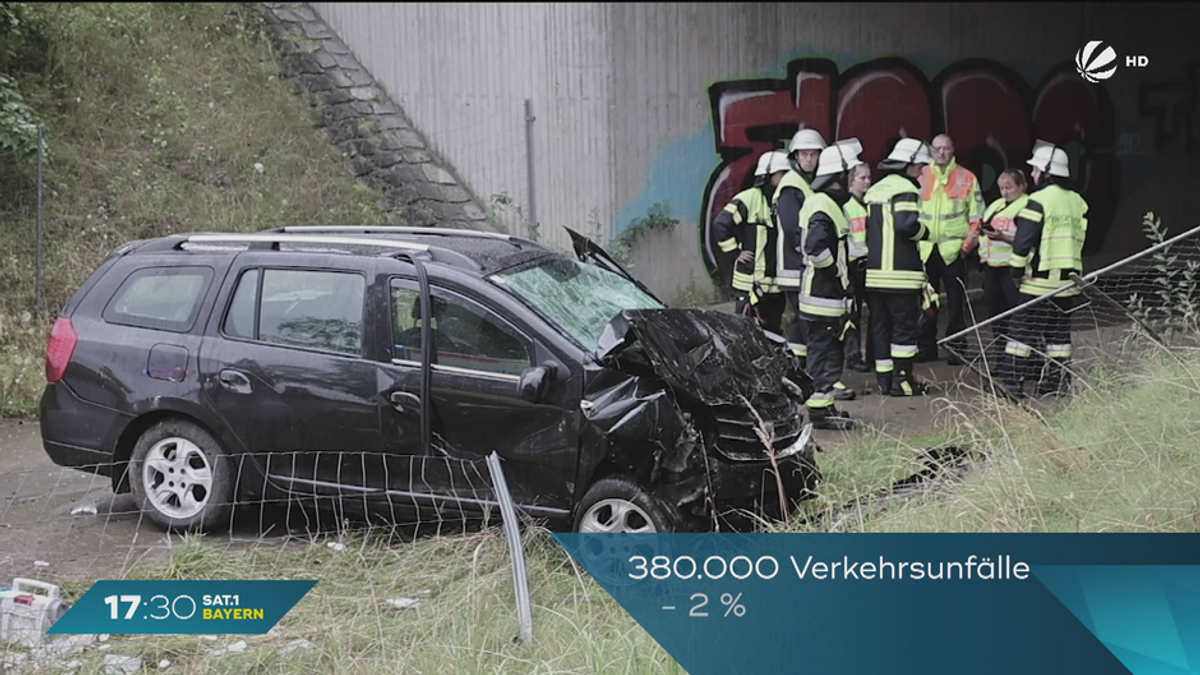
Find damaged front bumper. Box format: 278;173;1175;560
657;425;820;530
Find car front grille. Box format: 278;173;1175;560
709;392;805;461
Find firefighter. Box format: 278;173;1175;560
842;161;872;374
714;150;790;334
796;139;867;430
772;127;828;366
864;138;934;396
916;134;985;365
1001;141;1089;399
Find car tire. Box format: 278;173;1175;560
128;419;235;533
573;476;681;533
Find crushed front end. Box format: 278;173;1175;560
578;308;822;531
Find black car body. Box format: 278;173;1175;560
39;225;820;533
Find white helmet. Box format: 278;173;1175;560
787;128;827;153
754;151;774;177
883;138;933;166
1027;140;1070;178
766;150;791;175
815;138;865;177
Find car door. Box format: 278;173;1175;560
377;274;580;515
200;254;383;498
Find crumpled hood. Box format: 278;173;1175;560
595;308;805;407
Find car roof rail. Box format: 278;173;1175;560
268;225;513;241
177;233;431;253
172;232;491;271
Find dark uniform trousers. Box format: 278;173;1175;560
917;248;969;357
734;291;787;336
981;265;1021;341
801;316;842;399
1002;293;1078;394
868;291;921;389
843;260;871;363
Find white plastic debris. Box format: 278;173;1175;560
71;505;99;516
200;635;218;642
278;638;314;657
388;598;420;611
33;561;50;567
326;542;345;552
103;654;143;675
208;640;247;656
99;644;112;651
99;634;110;642
253;162;264;174
158;659;172;669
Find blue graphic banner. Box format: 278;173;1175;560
552;534;1200;675
48;580;317;635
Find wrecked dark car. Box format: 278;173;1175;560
38;224;820;535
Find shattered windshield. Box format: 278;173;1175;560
491;257;664;351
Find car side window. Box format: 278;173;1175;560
390;280;532;377
224;267;366;356
102;266;213;332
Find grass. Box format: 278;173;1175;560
8;527;686;675
0;2;385;417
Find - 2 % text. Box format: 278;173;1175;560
665;592;747;618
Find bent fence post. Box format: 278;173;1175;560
486;451;534;644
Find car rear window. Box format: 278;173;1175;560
102;266;213;332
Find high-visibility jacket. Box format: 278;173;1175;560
1010;184;1089;297
712;184;780;303
796;191;851;320
772;169;815;290
978;194;1029;268
844;196;868;261
864;173;929;292
917;159;984;264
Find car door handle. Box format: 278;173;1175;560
389;391;421;413
218;369;252;394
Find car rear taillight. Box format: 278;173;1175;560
45;317;78;383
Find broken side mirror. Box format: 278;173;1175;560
518;362;558;403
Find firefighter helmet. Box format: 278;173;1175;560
787;128;827;153
883;138;933;166
815;139;865;177
1027;140;1070;178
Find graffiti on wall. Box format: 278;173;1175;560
1139;60;1200;152
700;57;1120;286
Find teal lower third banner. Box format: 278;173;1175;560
552;533;1200;675
47;580;317;635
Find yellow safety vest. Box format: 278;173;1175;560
978;195;1029;267
917;159;984;264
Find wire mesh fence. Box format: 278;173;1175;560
940;219;1200;402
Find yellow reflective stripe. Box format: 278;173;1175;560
718;238;738;253
894;202;920;213
890;343;919;358
809;249;833;268
1005;340;1032;357
1019;278;1078;296
806;394;835;409
1017;208;1043;222
1045;344;1073;358
875;360;894;373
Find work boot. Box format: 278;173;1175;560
810;406;855;431
888;374;931;397
875;372;893;396
846;353;871;373
832;381;856;401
